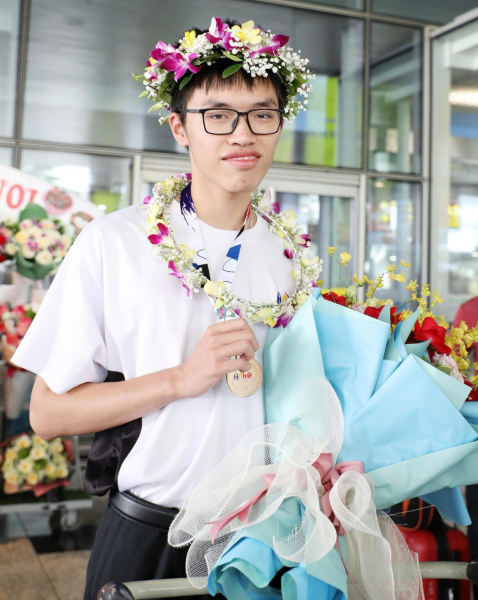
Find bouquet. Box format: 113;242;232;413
320;248;478;401
167;253;478;600
0;433;72;497
0;302;38;366
0;204;72;280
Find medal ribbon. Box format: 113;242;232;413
180;183;251;322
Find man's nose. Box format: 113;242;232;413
229;114;255;142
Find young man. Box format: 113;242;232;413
12;18;315;599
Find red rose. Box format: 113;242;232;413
5;333;20;347
322;291;347;306
364;305;385;319
414;316;451;355
0;235;7;246
16;316;33;337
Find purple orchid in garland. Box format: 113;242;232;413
150;41;178;64
158;51;201;82
205;17;229;44
168;260;192;297
148;222;169;245
249;34;289;58
297;233;311;247
274;302;295;328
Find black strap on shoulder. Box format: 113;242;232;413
84;371;142;496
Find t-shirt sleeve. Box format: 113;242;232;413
11;221;107;395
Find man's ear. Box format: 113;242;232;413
169;113;189;148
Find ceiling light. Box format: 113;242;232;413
449;88;478;107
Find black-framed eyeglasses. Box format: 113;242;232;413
184;108;284;135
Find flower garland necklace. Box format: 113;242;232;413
145;173;323;328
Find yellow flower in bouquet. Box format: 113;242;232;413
15;434;31;450
4;470;18;485
26;472;39;486
18;459;33;474
5;448;17;462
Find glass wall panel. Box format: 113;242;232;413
274;14;364;168
369;22;422;174
431;19;478;322
23;0;363;167
365;178;421;306
0;0;20;137
300;0;363;9
276;192;354;288
0;147;13;166
20;150;132;214
372;0;478;25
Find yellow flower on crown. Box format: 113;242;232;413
182;30;197;48
231;21;262;45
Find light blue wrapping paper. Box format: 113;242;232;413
208;291;478;598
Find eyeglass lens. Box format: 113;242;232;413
203;109;281;134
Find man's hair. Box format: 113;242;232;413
169;20;288;123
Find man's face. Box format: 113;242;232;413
170;79;282;194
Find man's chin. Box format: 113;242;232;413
217;170;266;194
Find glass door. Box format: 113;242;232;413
138;156;363;292
431;12;478;321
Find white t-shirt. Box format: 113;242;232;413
12;199;295;508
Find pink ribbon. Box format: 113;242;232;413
206;474;275;543
312;452;364;536
206;454;363;544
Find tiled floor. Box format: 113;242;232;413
0;495;108;600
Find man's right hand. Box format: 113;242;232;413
175;318;259;399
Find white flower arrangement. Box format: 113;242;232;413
1;433;70;492
134;17;315;125
145;174;323;328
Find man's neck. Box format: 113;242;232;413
189;174;253;231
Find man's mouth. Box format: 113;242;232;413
222;152;261;167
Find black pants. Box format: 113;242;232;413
83;500;211;600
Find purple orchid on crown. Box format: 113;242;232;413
134;17;315;125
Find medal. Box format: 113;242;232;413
227;357;263;397
214;299;263;397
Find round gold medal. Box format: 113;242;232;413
227;357;263;398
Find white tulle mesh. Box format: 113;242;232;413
168;377;423;599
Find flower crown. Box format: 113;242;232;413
135;17;315;125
